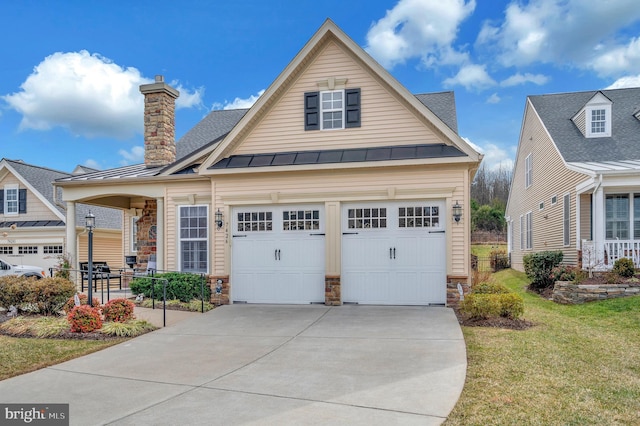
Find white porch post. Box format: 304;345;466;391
593;184;605;267
156;197;164;271
66;201;77;270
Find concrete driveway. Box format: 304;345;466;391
0;305;466;425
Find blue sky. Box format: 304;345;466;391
2;0;640;173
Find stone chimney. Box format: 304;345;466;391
140;75;180;167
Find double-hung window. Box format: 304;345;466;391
321;90;343;129
304;88;360;130
591;109;606;134
4;185;18;215
179;205;208;273
526;211;533;249
525;154;532;188
605;195;629;240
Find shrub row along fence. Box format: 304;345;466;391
471;253;510;273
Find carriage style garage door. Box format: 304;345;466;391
231;205;325;303
342;201;447;305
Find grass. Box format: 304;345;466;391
0;335;125;381
445;269;640;425
471;243;507;258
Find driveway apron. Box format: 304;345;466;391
0;305;466;425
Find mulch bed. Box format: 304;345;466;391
453;308;535;330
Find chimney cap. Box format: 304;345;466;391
140;76;179;98
155;75;164;83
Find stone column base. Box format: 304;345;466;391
325;276;341;305
209;275;230;305
447;275;470;307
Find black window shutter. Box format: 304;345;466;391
18;189;27;214
0;190;3;214
345;88;361;128
304;92;320;131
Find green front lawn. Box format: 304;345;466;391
445;269;640;425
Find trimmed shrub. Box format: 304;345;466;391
523;251;564;290
130;272;210;302
67;305;102;333
613;258;635;278
63;294;101;314
0;276;75;315
103;298;135;322
460;293;524;320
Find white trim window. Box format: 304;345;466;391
321;90;344;130
605;195;629;240
520;215;525;250
586;105;611;137
131;216;139;253
563;194;570;246
4;184;18;215
525;154;532;188
526;211;533;250
179;205;208;273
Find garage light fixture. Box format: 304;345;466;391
215;208;224;230
452;201;462;223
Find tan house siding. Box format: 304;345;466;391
165;181;212;271
212;164;468;278
234;40;446;156
580;193;592;242
0;173;61;222
573;110;586;136
78;231;123;268
508;101;588;271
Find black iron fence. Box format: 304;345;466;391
471;253;510;272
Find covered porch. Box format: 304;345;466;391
574;161;640;271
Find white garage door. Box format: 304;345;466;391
342;201;447;305
232;205;325;304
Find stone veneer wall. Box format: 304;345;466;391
209;275;230;305
325;276;341;306
135;200;157;270
553;281;640;304
447;275;470;307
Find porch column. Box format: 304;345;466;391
593;185;605;267
156;197;164;271
66;201;77;271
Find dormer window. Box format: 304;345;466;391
590;108;607;135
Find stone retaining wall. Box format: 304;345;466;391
553;281;640;304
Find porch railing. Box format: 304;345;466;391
582;239;640;270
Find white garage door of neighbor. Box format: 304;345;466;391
342;201;447;305
232;205;325;304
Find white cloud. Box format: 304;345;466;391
486;93;501;104
83;159;101;170
464;138;514;171
365;0;476;69
477;0;640;75
118;145;145;165
212;89;265;110
443;64;495;91
172;82;204;109
2;51;202;140
606;74;640;89
590;37;640;77
500;72;549;87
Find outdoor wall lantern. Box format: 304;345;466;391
215;208;224;230
452;201;462;223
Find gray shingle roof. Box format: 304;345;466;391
3;159;122;230
415;92;458;133
529;87;640;162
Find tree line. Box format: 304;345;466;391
471;164;512;233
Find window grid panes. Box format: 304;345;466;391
18;246;37;254
283;210;320;231
0;246;13;255
398;206;440;228
179;206;208;273
606;195;629;240
43;245;63;254
347;208;387;229
321;90;343;129
5;188;18;214
237;211;273;232
634;195;640;239
591;109;606;134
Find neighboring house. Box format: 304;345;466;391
56;19;482;305
506;87;640;272
0;158;123;272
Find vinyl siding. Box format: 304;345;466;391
78;231;123;268
580;193;592;242
507;101;589;271
235;40;446;155
165;181;212;272
211;164;469;278
0;173;61;221
573;109;586;137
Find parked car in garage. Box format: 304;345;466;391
0;258;45;279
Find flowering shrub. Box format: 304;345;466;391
67;305;103;333
63;293;100;314
103;298;135;322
